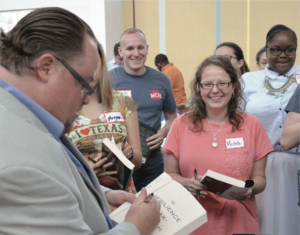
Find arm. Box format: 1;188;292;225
230;155;268;200
164;152;207;197
123;111;142;170
176;103;191;115
147;110;177;150
280;111;300;151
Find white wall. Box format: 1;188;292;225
104;0;123;61
0;0;109;53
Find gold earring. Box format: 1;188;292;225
232;93;235;98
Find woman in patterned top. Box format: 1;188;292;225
68;42;142;193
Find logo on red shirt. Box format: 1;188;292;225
150;89;161;100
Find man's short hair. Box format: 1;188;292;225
0;7;97;74
113;42;120;56
155;54;169;64
120;28;147;45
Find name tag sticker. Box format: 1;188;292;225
225;137;245;149
295;74;300;85
103;112;125;123
118;90;132;98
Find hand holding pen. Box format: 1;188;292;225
186;169;207;199
194;169;201;199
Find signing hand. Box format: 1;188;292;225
125;188;161;235
230;188;252;201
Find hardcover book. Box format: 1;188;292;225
139;122;157;165
200;170;254;200
110;173;207;235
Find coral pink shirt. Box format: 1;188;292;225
163;113;273;235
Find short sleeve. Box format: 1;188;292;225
163;116;187;160
162;75;177;112
285;85;300;113
249;115;274;161
113;91;139;118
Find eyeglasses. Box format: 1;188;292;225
55;57;95;96
224;55;237;60
266;47;297;56
200;81;232;89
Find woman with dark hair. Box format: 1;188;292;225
242;24;299;235
256;46;268;70
68;43;142;193
164;55;273;235
215;42;250;77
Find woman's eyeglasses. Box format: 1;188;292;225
200;81;232;89
267;47;297;56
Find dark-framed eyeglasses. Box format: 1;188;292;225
55;57;95;96
224;55;237;60
200;81;232;89
266;47;297;56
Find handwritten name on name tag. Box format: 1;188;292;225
103;112;125;123
117;90;132;98
225;137;244;149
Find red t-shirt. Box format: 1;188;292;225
163;113;273;235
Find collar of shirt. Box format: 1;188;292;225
0;79;95;186
0;79;64;139
161;63;173;72
265;63;297;80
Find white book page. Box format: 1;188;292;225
110;173;207;235
102;138;134;170
110;173;172;219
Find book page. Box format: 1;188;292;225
102;138;134;170
110;173;207;235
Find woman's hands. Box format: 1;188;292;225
187;176;208;198
88;154;117;181
230;188;252;201
122;142;133;160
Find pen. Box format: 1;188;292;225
88;156;97;164
144;193;154;203
194;169;200;200
121;136;127;149
88;156;106;171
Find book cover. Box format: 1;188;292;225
139;122;157;165
110;173;207;235
101;138;135;191
200;170;254;200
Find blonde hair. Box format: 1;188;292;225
95;42;113;111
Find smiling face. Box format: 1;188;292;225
200;65;235;116
215;46;244;70
266;31;297;74
119;32;149;76
258;52;267;70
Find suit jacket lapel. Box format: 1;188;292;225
60;134;107;211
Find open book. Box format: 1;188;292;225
200;170;254;200
101;138;135;191
110;173;207;235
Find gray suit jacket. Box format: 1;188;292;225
0;87;140;235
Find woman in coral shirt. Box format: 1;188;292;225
163;55;273;235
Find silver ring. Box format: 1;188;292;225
100;166;106;171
